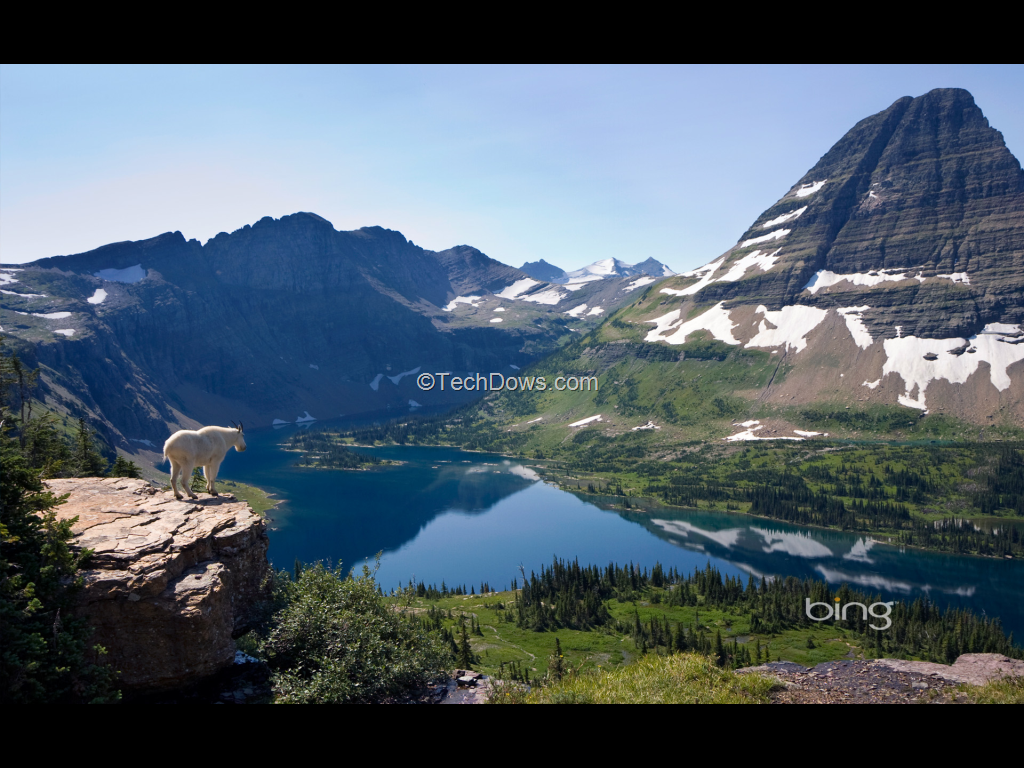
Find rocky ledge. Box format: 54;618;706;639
48;477;270;692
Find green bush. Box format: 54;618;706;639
259;561;453;703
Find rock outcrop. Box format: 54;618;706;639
48;477;270;692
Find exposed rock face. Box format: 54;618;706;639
48;477;270;692
629;88;1024;424
1;216;655;452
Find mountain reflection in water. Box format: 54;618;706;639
218;423;1024;636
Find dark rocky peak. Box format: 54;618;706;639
29;230;196;280
520;259;567;282
436;245;534;297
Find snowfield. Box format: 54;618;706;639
803;268;932;294
87;288;107;304
645;301;739;346
837;306;874;349
53;329;76;336
795;180;827;197
660;257;725;296
495;279;539;300
746;305;828;353
568;415;603;427
626;276;656;291
521;288;567;305
761;206;807;229
443;295;483;311
880;323;1024;411
715;249;781;282
565;304;588;318
369;373;384;391
741;229;790;248
388;367;421;385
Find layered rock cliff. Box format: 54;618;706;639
625;88;1024;425
0;216;665;454
49;477;269;691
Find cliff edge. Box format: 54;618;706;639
47;478;270;692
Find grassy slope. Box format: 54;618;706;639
397;588;886;681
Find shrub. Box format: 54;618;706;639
259;560;453;703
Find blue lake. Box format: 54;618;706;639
219;421;1024;637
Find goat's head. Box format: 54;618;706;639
231;421;246;452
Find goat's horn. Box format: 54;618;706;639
239;422;243;431
230;420;237;428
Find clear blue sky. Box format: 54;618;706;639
2;65;1022;272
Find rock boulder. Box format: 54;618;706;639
47;477;270;692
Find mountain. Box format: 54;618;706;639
0;214;669;455
471;88;1024;444
520;259;567;282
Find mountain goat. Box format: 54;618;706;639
164;423;246;500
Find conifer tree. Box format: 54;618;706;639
71;418;107;477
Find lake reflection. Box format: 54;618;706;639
218;423;1024;637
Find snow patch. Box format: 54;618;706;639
494;307;506;312
761;206;807;229
94;264;146;283
490;317;503;323
521;288;566;305
309;364;319;370
296;412;316;423
568;415;603;427
586;306;604;316
803;268;960;294
660;257;725;296
272;419;290;425
408;400;422;408
746;305;828;353
794;430;825;437
495;279;540;300
741;229;790;248
1;289;46;298
863;379;881;389
645;301;740;346
881;323;1024;411
53;329;75;336
388;367;422;385
369;374;384;391
86;288;107;304
509;364;520;370
626;276;656;291
0;271;21;285
565;304;588;318
130;438;156;448
631;421;661;431
563;275;605;290
795;180;827;197
715;249;781;282
443;295;483;311
18;311;73;320
837;306;873;349
526;416;543;423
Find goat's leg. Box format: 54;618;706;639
170;460;183;500
181;461;198;500
206;460;221;496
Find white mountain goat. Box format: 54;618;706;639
163;423;246;500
